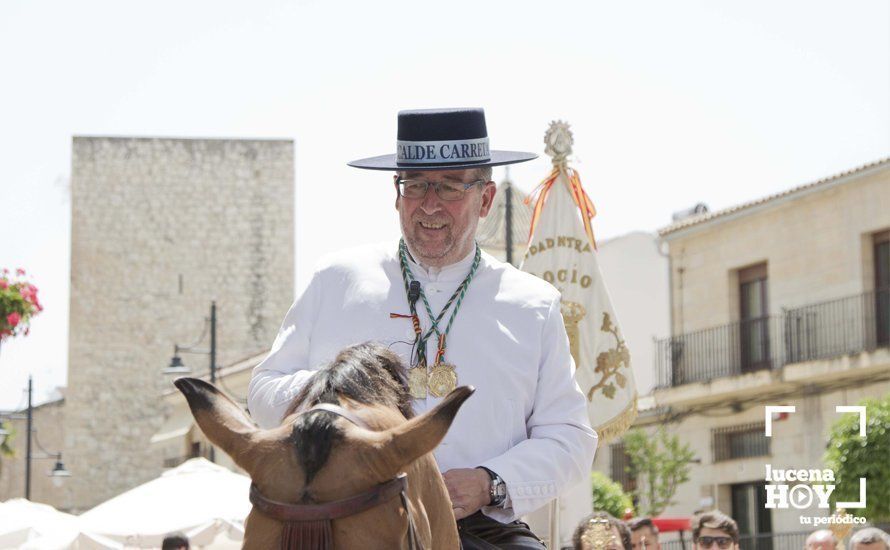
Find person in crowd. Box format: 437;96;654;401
692;511;739;550
161;532;189;550
805;529;839;550
629;517;662;550
849;528;890;550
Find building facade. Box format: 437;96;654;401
596;158;890;545
0;394;66;505
62;137;294;511
476;177;533;266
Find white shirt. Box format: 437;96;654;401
247;242;597;521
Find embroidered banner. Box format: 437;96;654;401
521;166;637;443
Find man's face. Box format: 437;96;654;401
632;527;661;550
395;168;495;268
695;528;738;550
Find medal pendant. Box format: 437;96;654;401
407;366;428;399
428;363;457;398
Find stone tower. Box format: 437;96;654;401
65;137;294;510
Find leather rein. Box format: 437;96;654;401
248;403;422;549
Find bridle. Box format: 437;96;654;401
248;403;423;550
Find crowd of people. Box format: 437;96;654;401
572;511;890;550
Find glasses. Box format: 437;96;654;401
394;177;487;201
697;536;735;549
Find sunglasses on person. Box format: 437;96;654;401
394;177;487;201
696;536;735;549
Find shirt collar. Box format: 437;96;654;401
403;243;477;282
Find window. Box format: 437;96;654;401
610;442;636;493
739;263;770;371
713;423;769;462
731;482;773;550
875;231;890;346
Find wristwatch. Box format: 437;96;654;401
479;467;507;507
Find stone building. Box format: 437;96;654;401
595;158;890;545
0;392;66;505
61;137;294;511
475;174;533;266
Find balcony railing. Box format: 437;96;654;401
655;316;783;387
656;290;890;388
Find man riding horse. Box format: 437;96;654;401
248;108;598;548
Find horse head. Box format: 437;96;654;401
174;342;471;549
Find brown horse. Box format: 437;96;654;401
174;342;471;549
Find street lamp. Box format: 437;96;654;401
0;376;71;499
164;301;218;461
50;458;72;487
164;301;217;383
164;354;190;375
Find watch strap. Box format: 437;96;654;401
478;467;506;506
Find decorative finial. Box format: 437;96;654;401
580;518;613;550
544;120;573;167
829;509;853;547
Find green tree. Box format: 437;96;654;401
825;394;890;521
624;427;695;516
591;470;634;518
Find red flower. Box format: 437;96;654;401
7;312;21;328
20;284;36;303
0;279;7;290
15;268;25;276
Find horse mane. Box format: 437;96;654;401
284;342;414;486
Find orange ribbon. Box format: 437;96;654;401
389;312;422;335
525;167;598;250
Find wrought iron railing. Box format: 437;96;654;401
785;289;890;363
656;290;890;388
713;422;769;462
655;316;783;387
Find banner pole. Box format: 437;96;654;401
549;497;560;548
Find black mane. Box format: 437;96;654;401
285;342;414;487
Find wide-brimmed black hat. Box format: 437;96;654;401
347;108;537;171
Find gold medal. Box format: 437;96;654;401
397;240;479;400
407;366;428;399
428;363;457;398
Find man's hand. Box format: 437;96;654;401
442;468;491;520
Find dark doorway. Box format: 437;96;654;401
731;482;773;550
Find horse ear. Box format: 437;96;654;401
378;386;474;475
173;377;260;471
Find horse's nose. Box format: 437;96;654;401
173;377;215;410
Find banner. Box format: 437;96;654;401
521;125;637;444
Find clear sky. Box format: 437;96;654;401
1;0;888;408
